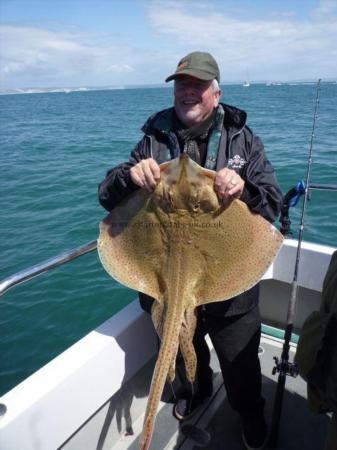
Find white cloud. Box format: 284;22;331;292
106;64;133;73
0;1;336;88
312;0;337;18
0;25;137;87
147;0;337;81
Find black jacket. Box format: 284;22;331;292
98;103;283;316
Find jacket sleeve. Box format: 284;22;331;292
240;134;283;223
98;135;151;211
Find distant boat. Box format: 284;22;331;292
243;68;250;87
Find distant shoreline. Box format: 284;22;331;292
1;80;336;96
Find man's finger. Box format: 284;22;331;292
142;163;158;191
228;180;244;197
130;158;160;190
130;169;145;188
148;159;161;182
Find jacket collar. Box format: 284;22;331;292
221;103;247;131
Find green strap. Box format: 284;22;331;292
204;104;224;170
153;108;180;162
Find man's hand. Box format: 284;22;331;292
130;158;161;192
214;168;245;204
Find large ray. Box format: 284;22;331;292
98;154;283;450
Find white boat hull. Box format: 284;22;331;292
0;239;335;450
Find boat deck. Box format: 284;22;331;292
110;336;329;450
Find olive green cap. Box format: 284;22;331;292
165;51;220;83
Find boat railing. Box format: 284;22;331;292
0;240;97;297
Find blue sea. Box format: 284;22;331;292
0;83;336;396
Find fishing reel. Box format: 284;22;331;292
279;181;305;237
272;356;299;378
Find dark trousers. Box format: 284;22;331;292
179;305;265;418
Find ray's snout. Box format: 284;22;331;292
159;155;218;212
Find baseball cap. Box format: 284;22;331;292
165;51;220;83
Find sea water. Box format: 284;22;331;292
0;83;336;395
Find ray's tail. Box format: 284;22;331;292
140;307;181;450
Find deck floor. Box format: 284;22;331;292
113;336;329;450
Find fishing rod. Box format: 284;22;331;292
269;79;324;448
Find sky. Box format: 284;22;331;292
0;0;336;89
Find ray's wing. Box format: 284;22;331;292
193;198;283;305
98;188;167;302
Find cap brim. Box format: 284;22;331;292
165;69;216;83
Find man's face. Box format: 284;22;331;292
174;75;221;127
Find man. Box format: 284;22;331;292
296;251;337;450
99;51;282;450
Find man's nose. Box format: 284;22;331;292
184;84;197;94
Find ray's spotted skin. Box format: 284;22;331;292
98;155;283;450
